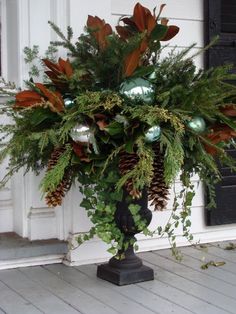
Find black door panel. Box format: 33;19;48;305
205;0;236;225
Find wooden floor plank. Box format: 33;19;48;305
140;251;236;300
206;244;236;263
0;307;6;314
20;265;118;314
211;241;236;253
157;248;236;286
182;246;236;275
0;280;42;314
0;269;80;314
139;252;235;314
78;264;194;314
79;264;221;314
46;264;155;314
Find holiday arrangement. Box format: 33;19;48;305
1;2;236;263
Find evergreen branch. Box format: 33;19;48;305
40;144;73;193
48;21;77;55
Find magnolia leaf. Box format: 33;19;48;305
150;24;168;41
124;48;141;77
30;108;57;126
116;26;132;39
42;59;61;75
121;17;137;29
133;3;149;32
161;18;169;26
105;121;124;136
156;3;166;20
99;132;110;143
220;104;236;117
124;140;134;153
219;114;236;130
132;65;155;77
161;25;180;41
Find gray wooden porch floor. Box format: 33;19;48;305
0;242;236;314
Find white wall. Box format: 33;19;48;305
1;0;236;265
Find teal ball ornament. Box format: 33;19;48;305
70;124;91;143
64;97;75;108
149;71;157;80
145;125;161;143
188;116;206;133
120;78;154;104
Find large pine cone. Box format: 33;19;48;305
45;146;72;207
148;143;169;211
118;150;142;199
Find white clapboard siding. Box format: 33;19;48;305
111;0;204;21
0;96;13;233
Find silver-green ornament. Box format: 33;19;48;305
144;125;161;143
149;71;157;80
120;78;154;104
188;116;206;133
64;98;75;108
70;124;92;143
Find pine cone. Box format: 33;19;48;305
45;146;72;207
118;150;142;199
148;143;169;211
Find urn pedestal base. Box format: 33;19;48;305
97;263;154;286
97;189;154;285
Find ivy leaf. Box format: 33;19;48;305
80;199;93;210
107;247;117;255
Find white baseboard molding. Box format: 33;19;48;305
64;228;236;266
0;254;64;270
1;228;236;270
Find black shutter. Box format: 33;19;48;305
205;0;236;225
205;0;236;70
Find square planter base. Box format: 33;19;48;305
97;263;154;286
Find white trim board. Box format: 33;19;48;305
64;225;236;267
0;254;64;270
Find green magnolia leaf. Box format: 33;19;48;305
99;132;110;143
132;65;156;78
219;114;236;130
124;140;134;153
150;24;168;41
30;108;58;127
105;121;124;136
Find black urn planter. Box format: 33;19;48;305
97;189;154;285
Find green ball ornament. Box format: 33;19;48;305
70;124;92;143
144;125;161;143
188;116;206;133
149;71;157;80
64;97;75;108
120;78;154;104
